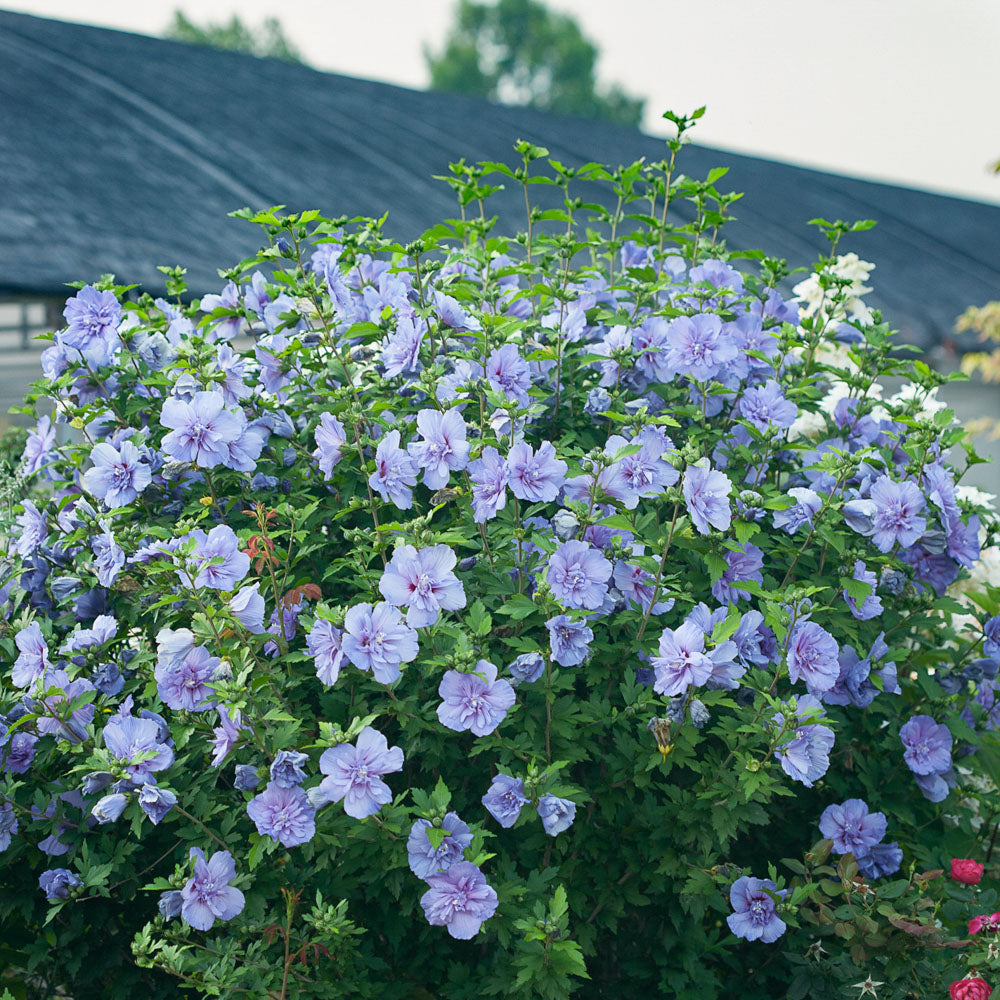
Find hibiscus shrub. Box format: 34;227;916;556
4;113;1000;999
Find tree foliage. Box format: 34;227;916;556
425;0;645;128
164;10;304;63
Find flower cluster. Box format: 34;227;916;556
1;125;997;999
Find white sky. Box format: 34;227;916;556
6;0;1000;204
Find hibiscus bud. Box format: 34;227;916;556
841;498;877;534
81;771;114;795
508;653;545;686
158;890;183;920
92;792;128;824
584;388;612;417
234;765;261;791
551;509;580;541
689;700;710;729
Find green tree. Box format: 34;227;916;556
425;0;645;128
164;10;304;63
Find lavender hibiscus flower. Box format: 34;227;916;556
15;500;47;557
819;799;887;857
773;488;821;535
739;379;797;431
652;621;715;696
546;540;613;611
546;615;593;666
180;849;245;931
786;621;840;692
485;344;531;407
313;412;347;478
683;463;732;535
468;446;509;522
160;390;242;468
844;560;883;620
369;429;419;510
481;774;527;828
315;726;404;819
407;812;473;879
420;861;498;939
407;408;470;489
665;313;737;382
727;876;787;942
868;476;927;552
307;618;347;686
773;696;835;787
899;714;953;775
437;660;515;737
154;642;219;712
12;622;51;687
83;441;151;508
103;715;174;784
378;544;467;628
508;441;567;503
342;602;419;683
537;794;577;836
246;782;316;847
185;525;250;591
62;285;122;365
137;785;177;826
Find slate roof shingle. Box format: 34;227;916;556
1;9;998;350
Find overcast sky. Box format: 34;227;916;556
6;0;1000;204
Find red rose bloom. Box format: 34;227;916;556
949;978;992;1000
951;858;985;885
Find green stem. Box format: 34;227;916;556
636;503;680;643
172;805;228;851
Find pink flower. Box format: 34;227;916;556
951;858;985;885
949;978;992;1000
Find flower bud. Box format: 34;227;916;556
689;699;710;730
81;771;114;795
551;509;580;541
92;792;128;824
508;652;545;686
234;764;261;791
158;890;183;920
584;387;612;417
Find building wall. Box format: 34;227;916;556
0;296;61;354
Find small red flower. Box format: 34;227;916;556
951;858;985;885
970;915;986;935
949;978;992;1000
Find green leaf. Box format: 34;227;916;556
432;776;452;811
704;551;727;584
425;826;448;851
549;884;569;922
497;595;539;620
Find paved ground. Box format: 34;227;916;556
2;349;999;494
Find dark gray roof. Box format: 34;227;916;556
1;9;998;349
